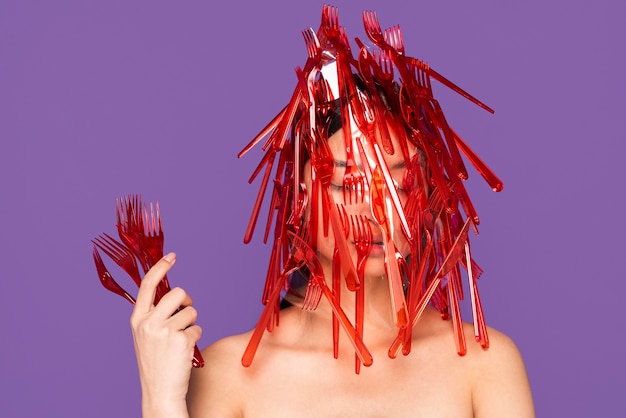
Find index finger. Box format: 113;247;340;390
135;252;177;313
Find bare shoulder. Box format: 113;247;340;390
186;307;317;418
187;332;252;418
466;325;535;418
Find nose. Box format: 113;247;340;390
339;182;377;225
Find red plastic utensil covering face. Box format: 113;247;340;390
239;5;502;373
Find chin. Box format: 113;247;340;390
363;256;387;277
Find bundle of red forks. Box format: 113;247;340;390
91;194;204;368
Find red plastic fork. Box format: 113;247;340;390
363;10;495;115
388;217;473;358
142;201;171;298
93;247;136;305
452;127;503;192
465;240;489;348
302;273;323;310
311;134;359;291
116;195;150;273
242;256;302;367
117;196;168;300
319;6;368;206
373;49;394;84
362;10;417;87
351;214;372;373
384;25;404;55
362;10;385;47
92;233;142;287
331;205;350;358
298;228;324;310
370;167;408;329
142;202;164;265
103;195;204;367
352;215;373;283
290;232;373;367
342;143;367;205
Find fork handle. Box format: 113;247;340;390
319;283;373;367
383;240;408;328
102;280;137;306
322;187;359;291
192;345;204;368
242;272;289;367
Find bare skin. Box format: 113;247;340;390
132;129;534;417
133;256;534;418
188;306;534;418
131;253;203;418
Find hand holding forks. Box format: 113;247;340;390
92;195;204;368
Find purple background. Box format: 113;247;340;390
1;0;624;416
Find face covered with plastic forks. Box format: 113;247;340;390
238;4;502;370
301;121;420;278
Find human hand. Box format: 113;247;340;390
130;253;201;417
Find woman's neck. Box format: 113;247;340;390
289;265;400;335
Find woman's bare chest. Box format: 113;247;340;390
240;354;473;418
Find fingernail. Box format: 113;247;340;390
163;252;176;264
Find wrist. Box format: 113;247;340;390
142;398;189;418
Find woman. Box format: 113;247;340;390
131;6;534;417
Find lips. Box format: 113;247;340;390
372;234;384;246
351;235;384;246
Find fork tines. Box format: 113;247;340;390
374;49;394;80
93;233;126;259
289;230;323;310
143;201;162;236
302;27;319;58
384;25;404;55
302;280;323;310
362;10;384;41
116;194;144;232
93;232;142;287
322;4;339;29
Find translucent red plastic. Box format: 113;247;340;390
93;195;205;368
238;5;501;372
